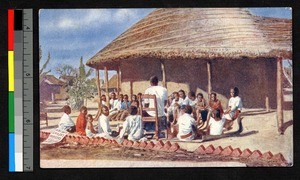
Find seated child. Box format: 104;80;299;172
223;87;243;131
97;105;113;138
118;106;144;141
115;94;131;121
85;114;98;138
175;105;197;141
109;92;118;110
76;106;87;136
109;94;124;120
206;109;226;135
58;105;76;132
167;92;184;124
195;93;209;124
208;92;223;115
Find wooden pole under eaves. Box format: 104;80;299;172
276;57;284;134
96;69;102;110
104;66;110;108
117;68;120;96
207;61;212;99
161;61;166;88
265;96;270;112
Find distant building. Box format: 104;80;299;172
40;75;66;102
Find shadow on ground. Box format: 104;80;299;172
242;110;275;116
282;120;293;134
203;130;259;142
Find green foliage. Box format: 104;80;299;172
55;63;76;78
67;56;95;110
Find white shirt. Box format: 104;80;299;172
102;100;107;106
59;113;75;127
228;96;243;117
182;96;189;105
144;85;168;117
168;98;184;113
177;113;196;141
109;99;118;109
182;97;197;107
98;114;112;135
170;98;184;107
208;116;226;135
119;115;143;141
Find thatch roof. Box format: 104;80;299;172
42;75;65;86
102;74;118;88
86;8;292;70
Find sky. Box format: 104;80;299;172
39;8;292;79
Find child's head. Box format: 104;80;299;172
80;106;88;115
211;109;221;119
101;105;109;116
128;106;138;115
118;94;124;101
131;94;137;101
197;93;204;100
137;93;142;100
173;92;179;100
101;94;106;101
188;91;196;100
110;92;116;99
230;87;239;97
87;114;93;122
210;92;217;101
178;89;186;99
180;105;193;114
63;105;71;114
124;94;129;101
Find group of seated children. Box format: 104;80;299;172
166;87;242;141
58;103;144;142
58;87;242;142
108;93;140;121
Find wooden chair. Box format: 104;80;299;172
140;94;168;139
40;112;48;126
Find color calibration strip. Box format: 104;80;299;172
8;9;34;172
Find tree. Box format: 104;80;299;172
67;56;95;110
55;64;76;78
39;46;51;83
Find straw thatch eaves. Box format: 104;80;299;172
86;8;292;70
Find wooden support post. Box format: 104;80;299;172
277;57;284;134
117;68;120;96
118;66;122;94
130;81;133;99
51;93;55;104
96;69;102;109
104;66;110;108
265;96;270;112
207;61;212;99
161;61;166;88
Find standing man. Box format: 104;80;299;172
144;76;168;138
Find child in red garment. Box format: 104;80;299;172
76;106;88;135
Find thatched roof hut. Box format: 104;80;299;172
40;75;65;101
87;8;291;70
86;8;291;126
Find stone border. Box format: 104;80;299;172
40;131;288;166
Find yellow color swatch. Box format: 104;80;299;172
8;51;14;91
